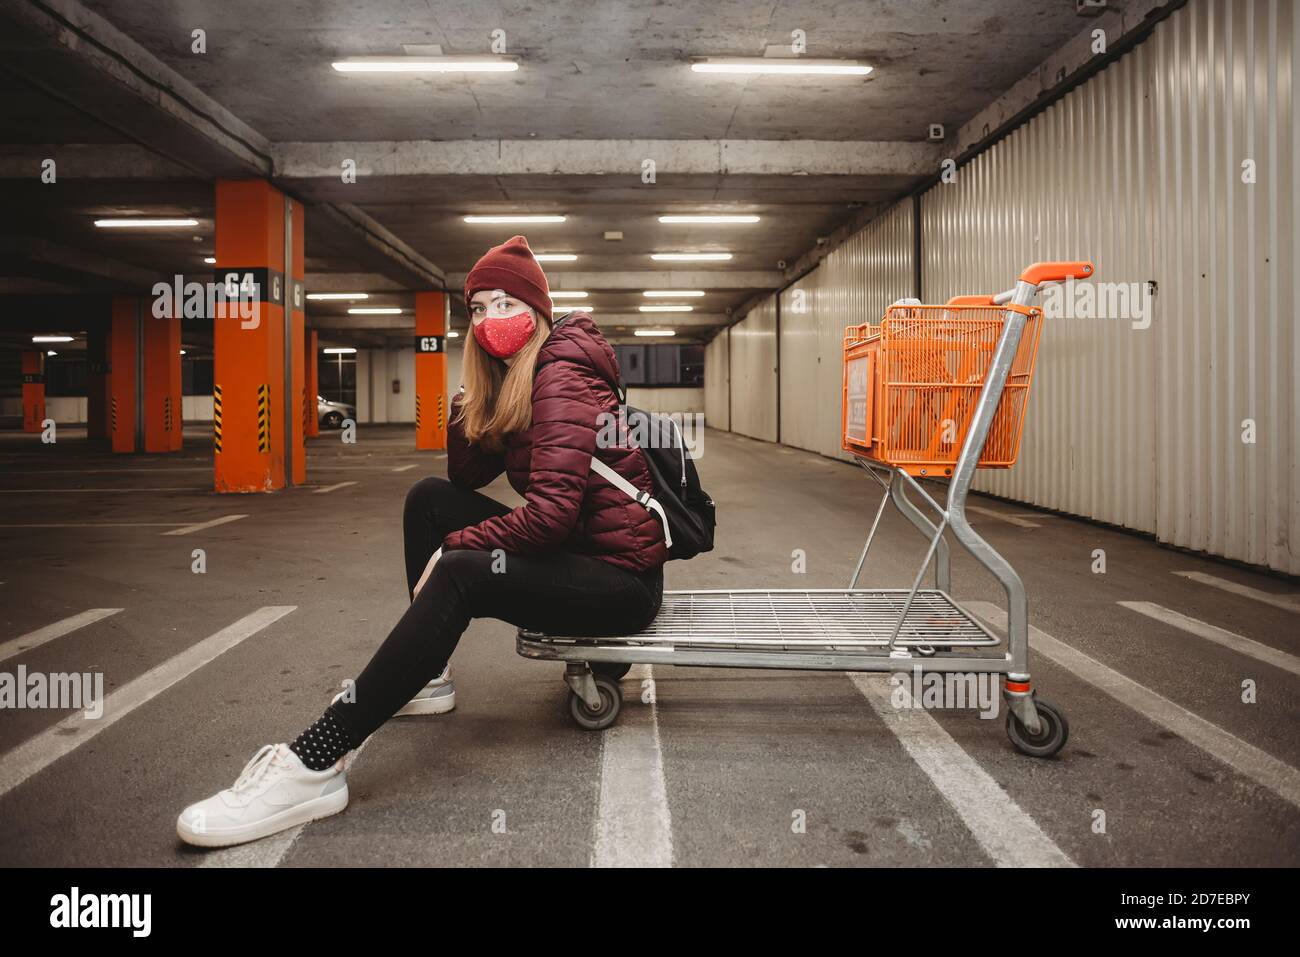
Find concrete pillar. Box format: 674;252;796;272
414;291;448;450
21;351;45;433
212;179;306;491
109;296;139;453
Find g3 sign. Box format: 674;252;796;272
416;336;445;354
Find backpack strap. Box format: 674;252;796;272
590;455;673;549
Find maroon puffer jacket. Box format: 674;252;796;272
441;312;668;573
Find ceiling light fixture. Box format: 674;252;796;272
650;252;732;262
634;329;676;337
203;256;216;265
348;307;402;315
691;58;872;76
308;292;370;301
33;335;74;343
332;56;518;74
549;291;588;299
323;347;358;354
639;305;694;312
93;218;199;228
643;290;705;297
658;214;760;224
463;214;566;224
533;253;578;262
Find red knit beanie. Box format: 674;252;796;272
463;235;552;322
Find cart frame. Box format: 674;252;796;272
518;262;1094;755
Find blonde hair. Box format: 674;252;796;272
455;313;552;451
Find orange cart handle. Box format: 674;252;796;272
1019;261;1095;285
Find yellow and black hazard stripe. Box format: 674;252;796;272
111;396;118;435
415;394;422;430
302;388;311;432
164;396;173;433
213;385;223;452
436;394;445;432
256;383;270;453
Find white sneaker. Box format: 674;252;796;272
397;666;456;716
176;744;348;849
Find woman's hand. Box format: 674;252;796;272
412;547;442;599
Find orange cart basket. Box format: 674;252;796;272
841;298;1043;477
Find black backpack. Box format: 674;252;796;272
589;388;716;561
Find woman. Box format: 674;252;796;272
177;235;667;848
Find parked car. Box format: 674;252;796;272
318;395;356;429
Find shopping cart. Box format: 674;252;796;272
517;261;1094;757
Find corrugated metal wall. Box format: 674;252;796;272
779;201;915;459
727;299;778;441
703;328;729;430
922;0;1297;574
703;0;1297;574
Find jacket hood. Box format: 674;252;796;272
537;311;621;391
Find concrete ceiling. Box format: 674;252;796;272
0;0;1104;348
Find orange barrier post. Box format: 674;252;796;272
109;295;140;453
143;309;182;453
304;327;320;437
213;179;305;491
21;351;45;433
414;291;448;451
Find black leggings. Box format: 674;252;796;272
322;476;663;749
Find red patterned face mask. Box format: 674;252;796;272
472;310;536;359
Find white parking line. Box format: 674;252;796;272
967;602;1300;810
850;673;1074;867
391;464;417;472
161;514;248;537
313;481;358;494
592;664;672;868
0;606;295;801
0;608;123;665
1119;601;1300;677
1173;571;1300;614
966;505;1040;528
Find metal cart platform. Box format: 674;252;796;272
518;261;1096;757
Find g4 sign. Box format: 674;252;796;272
416;335;445;354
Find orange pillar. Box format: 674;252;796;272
213;179;305;491
21;351;45;433
304;327;320;437
109;296;140;452
86;325;111;441
414;291;448;450
143;310;182;452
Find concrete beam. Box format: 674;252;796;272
0;144;194;179
952;0;1176;159
313;203;446;288
445;271;784;291
304;272;410;293
0;233;161;291
308;315;414;330
276;140;940;179
0;0;272;177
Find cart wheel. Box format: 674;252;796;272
1006;696;1069;758
569;676;622;731
590;662;632;681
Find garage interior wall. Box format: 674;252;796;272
703;329;729;431
726;300;777;441
706;0;1298;575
